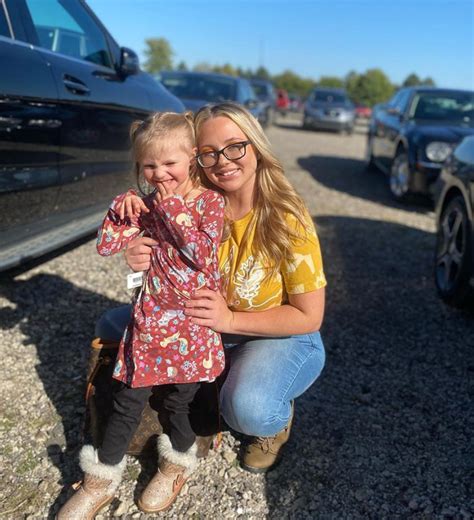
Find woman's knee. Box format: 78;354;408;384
220;386;289;437
94;305;131;340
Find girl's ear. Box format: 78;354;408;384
191;146;198;157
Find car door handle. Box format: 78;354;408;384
63;74;90;95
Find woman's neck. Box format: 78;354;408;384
226;191;254;221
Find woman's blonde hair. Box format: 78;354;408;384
194;102;311;276
129;111;197;194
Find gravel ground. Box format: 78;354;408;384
0;115;472;519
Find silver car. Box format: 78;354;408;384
303;88;355;134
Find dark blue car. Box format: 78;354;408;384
434;135;474;308
0;0;184;271
367;87;474;202
159;70;264;124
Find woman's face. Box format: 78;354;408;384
197;116;258;197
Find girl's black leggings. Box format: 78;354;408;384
98;381;200;465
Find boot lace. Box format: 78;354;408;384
254;435;277;454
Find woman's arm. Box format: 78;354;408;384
184;287;325;336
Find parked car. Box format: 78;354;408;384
434;135;474;308
276;88;290;115
0;0;184;272
366;87;474;202
288;93;303;112
249;78;276;127
355;104;372;120
158;70;264;124
303;88;355;134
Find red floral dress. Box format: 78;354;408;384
97;189;226;388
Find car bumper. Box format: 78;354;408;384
412;161;443;195
304;113;354;130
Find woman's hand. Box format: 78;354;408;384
185;288;234;333
124;236;157;271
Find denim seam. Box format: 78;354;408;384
272;344;317;425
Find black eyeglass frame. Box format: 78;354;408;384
196;140;252;168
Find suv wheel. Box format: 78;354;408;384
435;195;473;308
389;150;411;201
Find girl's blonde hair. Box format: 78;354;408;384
129;111;197;194
194;102;311;276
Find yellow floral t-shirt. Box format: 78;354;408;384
218;210;327;311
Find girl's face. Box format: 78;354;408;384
197;116;258;197
139;143;196;196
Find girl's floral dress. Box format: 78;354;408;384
97;189;226;387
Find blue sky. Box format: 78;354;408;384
88;0;473;90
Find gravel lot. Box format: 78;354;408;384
0;115;472;519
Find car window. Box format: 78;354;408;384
394;90;411;114
312;91;347;103
410;92;474;125
161;75;236;102
0;2;11;37
241;80;256;102
25;0;112;68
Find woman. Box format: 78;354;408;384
97;102;326;474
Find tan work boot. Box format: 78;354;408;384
241;402;294;473
56;446;126;520
138;433;197;513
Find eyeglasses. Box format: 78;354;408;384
196;141;251;168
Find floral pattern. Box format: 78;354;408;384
97;189;226;387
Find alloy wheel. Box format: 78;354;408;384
389;152;410;199
436;198;467;294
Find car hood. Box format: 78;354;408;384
412;123;474;142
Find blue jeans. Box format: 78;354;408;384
96;306;325;437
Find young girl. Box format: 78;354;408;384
57;112;225;519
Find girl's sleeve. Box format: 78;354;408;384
281;215;327;294
154;191;225;270
96;191;143;256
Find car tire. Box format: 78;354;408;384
389;150;412;202
302;116;311;130
435;195;474;308
365;136;377;171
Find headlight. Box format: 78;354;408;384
426;142;452;162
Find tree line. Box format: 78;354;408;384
143;38;436;107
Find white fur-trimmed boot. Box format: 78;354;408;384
138;433;197;513
56;445;126;520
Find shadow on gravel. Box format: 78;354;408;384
264;216;473;518
0;273;123;517
299;155;433;214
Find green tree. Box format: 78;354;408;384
350;68;394;106
143;38;174;73
421;77;436;86
176;61;187;71
193;62;213;72
273;70;314;97
402;73;421;87
253;66;271;80
213;63;237;76
317;76;344;88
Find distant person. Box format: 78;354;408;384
92;102;326;510
57;112;226;518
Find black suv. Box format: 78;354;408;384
0;0;184;271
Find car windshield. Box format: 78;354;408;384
410;92;474;126
161;75;236;102
250;83;268;98
312;91;348;104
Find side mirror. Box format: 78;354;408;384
118;47;140;76
245;99;258;110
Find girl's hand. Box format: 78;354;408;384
154;181;176;204
124;236;157;271
185;288;234;333
117;194;149;220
